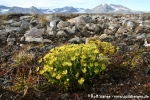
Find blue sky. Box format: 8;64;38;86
0;0;150;11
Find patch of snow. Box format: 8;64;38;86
1;9;9;12
76;8;85;13
110;5;129;11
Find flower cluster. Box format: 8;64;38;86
88;38;115;55
38;40;115;89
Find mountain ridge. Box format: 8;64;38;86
0;4;147;14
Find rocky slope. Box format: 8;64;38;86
0;13;150;99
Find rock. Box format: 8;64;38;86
20;16;32;21
145;67;150;75
122;20;128;27
64;27;76;34
57;21;70;29
0;30;7;39
135;26;143;34
50;21;57;31
99;23;109;29
146;33;150;38
25;36;43;42
56;30;67;37
108;24;119;33
45;15;61;22
142;52;150;65
0;30;7;46
99;34;109;40
86;23;100;33
136;33;146;39
144;20;150;28
7;34;16;45
103;29;114;35
20;36;25;42
10;21;21;27
68;36;81;44
30;17;38;24
20;22;29;30
117;27;127;34
46;25;56;36
24;28;45;42
60;93;68;100
42;39;52;43
127;21;135;29
24;28;44;37
68;16;90;25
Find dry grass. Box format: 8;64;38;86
12;50;35;66
38;15;49;26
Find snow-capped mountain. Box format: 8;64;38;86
0;5;43;14
0;4;146;14
42;6;86;14
87;4;133;13
0;5;10;14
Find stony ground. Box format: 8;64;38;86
0;13;150;100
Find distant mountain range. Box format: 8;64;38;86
0;4;147;14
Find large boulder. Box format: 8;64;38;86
64;26;76;34
45;15;61;22
57;21;70;29
20;16;32;22
46;25;56;36
127;21;135;29
68;36;81;44
24;28;45;42
20;22;29;30
68;15;93;25
85;23;100;33
10;21;22;27
108;24;119;33
103;29;114;35
50;21;57;31
56;30;67;37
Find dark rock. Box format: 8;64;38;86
145;67;150;75
142;52;150;65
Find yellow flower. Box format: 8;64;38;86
81;55;86;59
36;67;39;72
83;63;87;67
52;73;56;77
80;59;85;64
82;68;87;73
90;56;95;61
56;74;61;80
94;69;99;74
94;49;99;54
62;70;68;75
38;59;42;63
78;78;85;85
67;62;72;67
62;62;67;66
89;63;93;67
94;62;99;67
101;64;106;70
39;70;45;74
66;78;69;81
75;53;79;56
75;72;79;78
71;56;76;61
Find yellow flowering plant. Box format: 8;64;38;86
37;39;115;89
